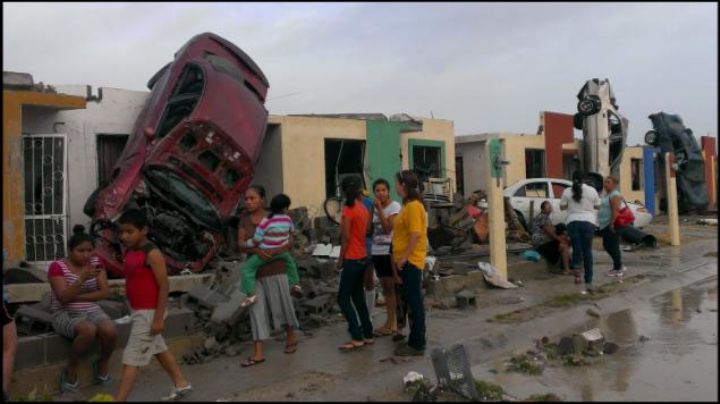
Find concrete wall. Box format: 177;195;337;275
32;87;150;229
272;115;367;217
456;138;488;195
252;123;284;201
619;146;645;203
502;133;546;188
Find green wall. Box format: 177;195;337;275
366;120;406;202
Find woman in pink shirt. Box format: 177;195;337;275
48;225;117;392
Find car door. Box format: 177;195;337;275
511;180;550;225
549;181;571;225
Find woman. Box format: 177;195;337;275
531;201;571;274
48;225;117;392
392;170;428;356
369;179;402;338
336;175;374;351
560;171;601;293
237;185;300;367
598;176;627;277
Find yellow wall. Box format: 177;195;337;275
619;146;645;203
500;133;545;187
2;90;86;264
271;115;366;218
401;118;456;190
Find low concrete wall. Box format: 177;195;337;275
7;307;199;398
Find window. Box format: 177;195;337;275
324;139;366;199
525;149;545;179
631;158;643;191
156;64;204;139
179;131;198;152
224;169;240;189
97;134;129;187
203;53;243;82
412;145;442;182
551;182;570;199
455;156;464;196
198;150;221;172
514;182;548;198
562;154;580;181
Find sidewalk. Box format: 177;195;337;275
62;220;718;401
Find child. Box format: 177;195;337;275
114;209;192;402
241;194;302;307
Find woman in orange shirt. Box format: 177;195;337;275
392;171;428;356
336;175;374;351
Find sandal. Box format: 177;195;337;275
284;342;298;354
373;327;395;337
363;338;375;345
338;341;365;351
92;359;112;385
241;357;266;367
240;295;258;308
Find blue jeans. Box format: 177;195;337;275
601;226;623;270
338;259;373;341
567;221;595;284
400;263;426;350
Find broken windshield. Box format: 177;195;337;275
144;167;221;230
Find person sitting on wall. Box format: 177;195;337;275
531;201;571;274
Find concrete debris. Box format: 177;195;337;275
697;218;718;226
557;337;576;356
456;289;477;309
14;304;54;334
586;308;601;318
602;342;620;355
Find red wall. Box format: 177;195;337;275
701;136;717;208
542;111;575;179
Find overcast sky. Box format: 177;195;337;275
4;2;717;143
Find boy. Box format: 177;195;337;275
240;194;302;307
114;209;192;402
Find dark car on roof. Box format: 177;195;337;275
84;32;270;277
645;112;708;213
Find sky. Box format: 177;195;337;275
3;2;717;144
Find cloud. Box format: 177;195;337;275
3;2;717;143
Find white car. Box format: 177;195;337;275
503;178;653;230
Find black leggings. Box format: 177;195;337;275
601;226;623;270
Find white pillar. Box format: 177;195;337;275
486;141;507;279
665;152;680;246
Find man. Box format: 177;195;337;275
531;201;571;274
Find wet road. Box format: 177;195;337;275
473;277;718;401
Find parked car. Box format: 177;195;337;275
84;32;270;277
645;112;708;213
503;178;653;230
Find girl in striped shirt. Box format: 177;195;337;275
241;194;302;307
48;225;117;392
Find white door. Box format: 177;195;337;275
23;134;68;264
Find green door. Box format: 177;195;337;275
366;120;404;202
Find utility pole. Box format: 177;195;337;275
665;152;681;246
487;139;508;279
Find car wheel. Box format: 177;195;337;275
644;130;658;146
573;113;584;130
577;96;600;116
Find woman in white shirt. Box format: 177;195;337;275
369;179;402;338
560;172;600;293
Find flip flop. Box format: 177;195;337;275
241;357;266;367
373;327;394;337
284;342;298;354
338;341;365;352
364;338;375;345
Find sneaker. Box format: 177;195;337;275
59;369;80;393
240;295;257;308
161;384;193;401
605;270;623;278
394;342;425;357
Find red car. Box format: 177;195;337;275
85;32;269;277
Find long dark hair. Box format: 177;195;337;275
68;224;94;251
247;184;266;200
396;170;422;204
268;193;291;218
372;178;390;193
341;175;362;207
571;171;584;203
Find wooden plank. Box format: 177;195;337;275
5;273;214;304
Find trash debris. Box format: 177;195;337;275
430;344;479;400
477;262;518;289
586;308;601;318
697;218;718;226
403;371;425;386
521;250;541;262
638;335;651;342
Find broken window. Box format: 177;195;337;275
179;131;198;152
412;145;442;183
525;149;546;179
204;53;243;82
324;139;366;199
631;158;643;191
156;64;204;139
23;134;67;262
97;134;129;187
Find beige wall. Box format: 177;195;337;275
402;118;456;191
619;146;645;203
270;115;366;217
501;133;545;188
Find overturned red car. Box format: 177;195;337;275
84;32;269;277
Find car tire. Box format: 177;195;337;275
573;113;584;130
577;96;600;116
644;130;658;146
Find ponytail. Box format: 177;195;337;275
571;171;584;203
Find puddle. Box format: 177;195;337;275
473;277;718;401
